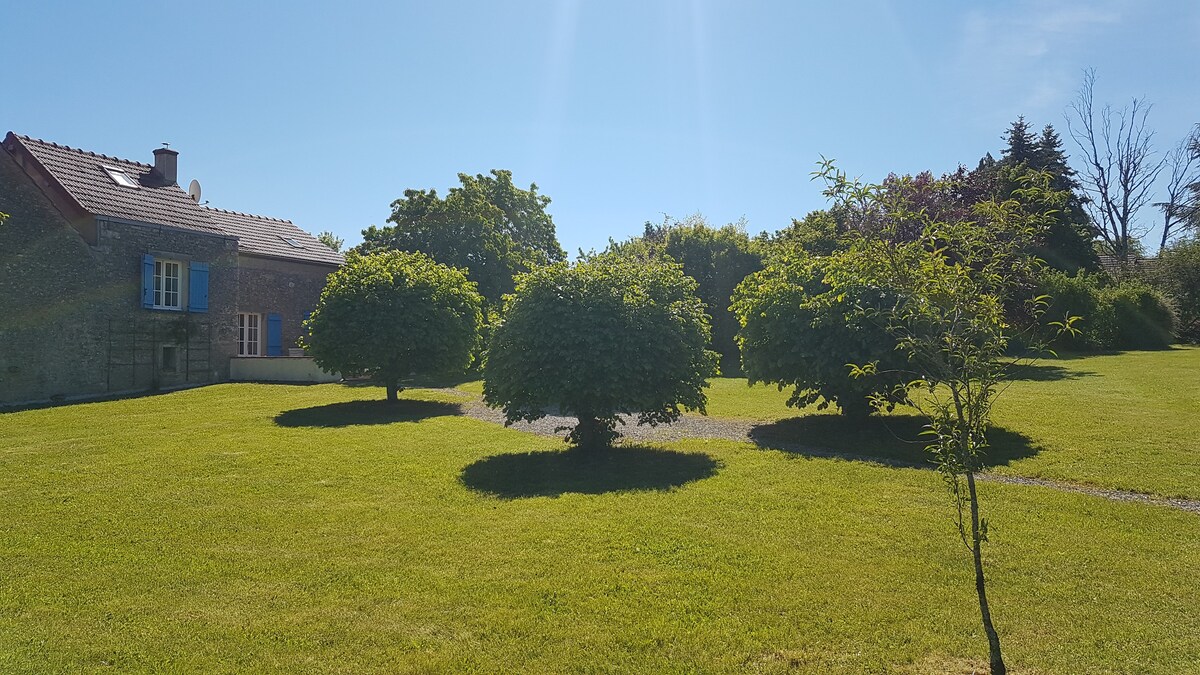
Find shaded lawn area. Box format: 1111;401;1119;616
747;413;1043;470
677;347;1200;500
0;383;1198;673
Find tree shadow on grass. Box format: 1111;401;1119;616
1005;363;1097;382
460;445;721;499
274;399;462;428
748;414;1040;469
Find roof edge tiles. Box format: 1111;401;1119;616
205;206;296;225
16;134;154;169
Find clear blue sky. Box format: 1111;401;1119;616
5;1;1198;253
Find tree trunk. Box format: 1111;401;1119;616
967;470;1006;675
838;393;873;421
574;415;603;449
386;381;399;403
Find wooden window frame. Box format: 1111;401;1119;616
153;259;183;310
238;312;262;357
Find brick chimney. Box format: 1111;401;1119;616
152;147;178;186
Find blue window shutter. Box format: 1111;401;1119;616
141;254;155;308
266;313;283;356
187;261;209;313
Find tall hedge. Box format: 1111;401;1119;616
1039;270;1175;351
1154;238;1200;343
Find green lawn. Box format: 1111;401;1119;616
1;380;1198;672
458;348;1200;499
688;348;1200;500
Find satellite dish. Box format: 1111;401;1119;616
188;179;202;203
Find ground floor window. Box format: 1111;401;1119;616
160;345;178;372
238;313;261;356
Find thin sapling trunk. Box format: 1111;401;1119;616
967;469;1005;674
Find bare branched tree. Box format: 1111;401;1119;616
1156;125;1200;250
1065;69;1166;262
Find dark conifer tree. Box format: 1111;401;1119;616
1001;116;1038;166
976;152;998;173
1034;125;1077;188
977;118;1099;273
1031;124;1099;272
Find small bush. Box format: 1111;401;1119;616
303;251;483;401
482;254;718;448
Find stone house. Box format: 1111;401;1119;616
0;132;343;406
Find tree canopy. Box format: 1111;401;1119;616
990;119;1099;273
1154;237;1200;343
732;246;907;418
317;231;344;252
303;251;483;401
483;253;719;447
359;170;566;308
767;210;845;257
607;214;762;372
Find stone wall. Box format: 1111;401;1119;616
236;254;336;352
0;147;239;405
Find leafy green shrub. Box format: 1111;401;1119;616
483;254;719;447
1039;271;1175;351
1038;271;1105;351
607;216;763;374
1095;282;1175;350
1154;239;1200;343
303;251;483;401
731;249;906;418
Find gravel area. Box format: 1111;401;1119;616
455;396;757;444
439;388;1200;515
978;474;1200;515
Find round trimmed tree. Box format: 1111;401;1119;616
303;251;483;401
483;254;719;448
731;247;907;418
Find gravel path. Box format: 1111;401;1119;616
439;389;1200;515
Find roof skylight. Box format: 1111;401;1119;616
102;165;139;188
280;236;305;249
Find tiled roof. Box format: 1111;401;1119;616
8;132;342;266
204;207;344;266
1097;254;1158;276
11;134;226;235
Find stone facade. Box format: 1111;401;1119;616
0;142;336;406
236;254;336;353
0;147;242;404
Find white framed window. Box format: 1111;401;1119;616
238;313;261;357
154;260;182;309
103;165;139;189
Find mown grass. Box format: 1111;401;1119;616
0;382;1197;673
695;348;1200;500
457;348;1200;499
